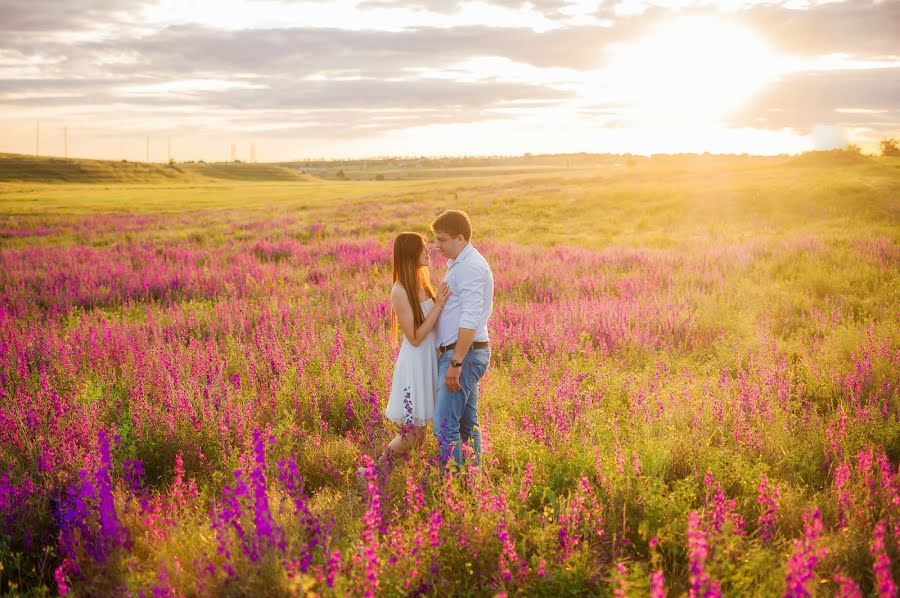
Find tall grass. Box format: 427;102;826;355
0;153;898;595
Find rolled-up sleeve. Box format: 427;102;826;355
457;264;484;330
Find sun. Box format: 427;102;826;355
607;16;780;122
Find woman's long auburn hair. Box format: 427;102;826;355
391;232;436;346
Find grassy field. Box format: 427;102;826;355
0;151;898;596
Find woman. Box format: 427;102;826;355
361;232;449;482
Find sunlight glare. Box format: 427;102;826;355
607;16;779;122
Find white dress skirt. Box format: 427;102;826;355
384;298;438;427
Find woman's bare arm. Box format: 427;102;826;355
392;283;450;347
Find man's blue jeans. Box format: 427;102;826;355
433;348;490;468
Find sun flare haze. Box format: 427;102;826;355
0;0;898;159
607;16;779;122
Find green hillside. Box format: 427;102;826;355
0;153;207;183
181;162;314;181
0;153;315;183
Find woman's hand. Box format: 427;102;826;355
435;281;451;308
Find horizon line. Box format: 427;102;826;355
2;147;884;165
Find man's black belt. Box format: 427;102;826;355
439;341;490;354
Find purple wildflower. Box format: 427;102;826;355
833;572;863;598
519;462;533;503
757;474;779;544
212;470;250;575
360;454;381;597
497;519;527;583
833;462;852;527
783;508;826;598
96;429;128;551
871;520;897;598
326;549;342;588
278;455;322;572
250;430;283;554
428;508;442;548
687;511;720;598
122;459;146;494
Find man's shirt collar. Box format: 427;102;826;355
448;243;474;269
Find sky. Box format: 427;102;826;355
0;0;898;161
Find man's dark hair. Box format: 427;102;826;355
431;210;472;241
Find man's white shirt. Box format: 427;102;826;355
436;243;494;348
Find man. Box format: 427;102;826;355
431;210;494;469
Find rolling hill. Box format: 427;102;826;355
0;153;315;183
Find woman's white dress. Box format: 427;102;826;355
384;298;437;427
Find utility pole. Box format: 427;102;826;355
146;136;150;163
64;126;68;158
167;136;172;162
35;121;39;156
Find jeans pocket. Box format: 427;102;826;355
466;350;490;381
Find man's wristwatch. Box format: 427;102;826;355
450;359;463;368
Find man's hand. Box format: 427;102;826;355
445;363;462;392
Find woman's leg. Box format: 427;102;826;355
377;425;426;471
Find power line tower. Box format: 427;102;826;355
230;143;237;162
250;143;256;163
167;136;172;162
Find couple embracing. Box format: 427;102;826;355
367;210;494;479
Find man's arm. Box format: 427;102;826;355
445;265;483;391
445;327;473;392
451;328;476;362
455;267;485;358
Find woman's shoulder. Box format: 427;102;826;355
391;282;408;302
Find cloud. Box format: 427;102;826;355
0;21;619;121
0;70;569;140
111;23;615;74
0;0;149;32
731;67;900;132
225;105;527;140
201;77;569;111
7;1;896;86
355;0;466;13
356;0;579;17
742;0;900;58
